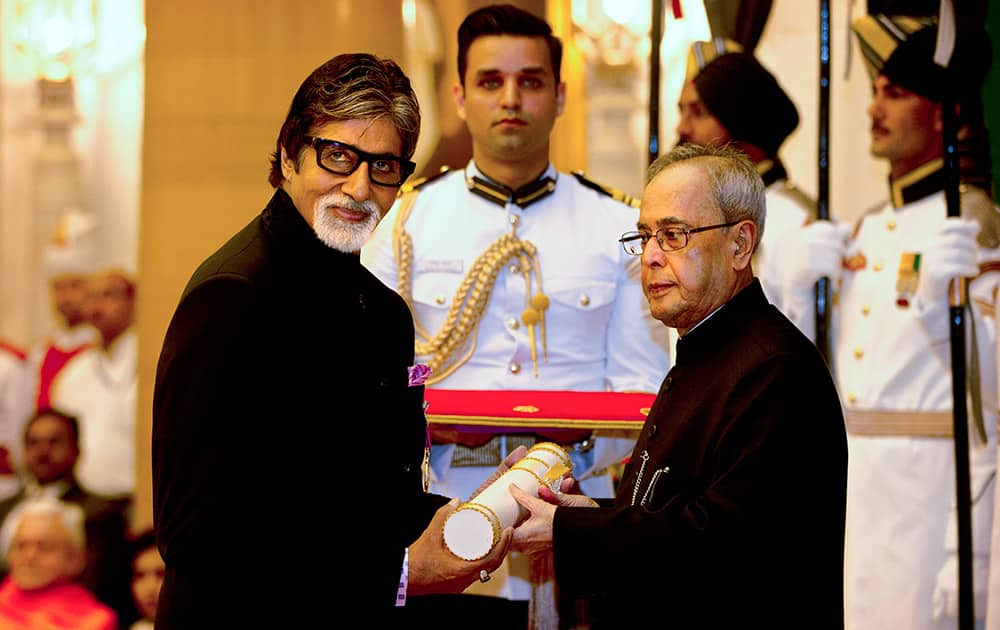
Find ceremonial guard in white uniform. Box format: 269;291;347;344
676;39;813;316
364;161;671;599
29;208;100;412
784;15;998;629
363;5;671;621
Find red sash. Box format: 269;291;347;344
35;343;92;410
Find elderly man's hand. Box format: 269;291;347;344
537;477;598;508
509;483;598;557
407;498;512;596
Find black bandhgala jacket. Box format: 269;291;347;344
554;280;847;629
153;189;446;628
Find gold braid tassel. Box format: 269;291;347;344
516;248;550;377
393;199;549;384
395;230;538;384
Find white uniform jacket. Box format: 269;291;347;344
363;161;671;488
51;329;137;497
836;190;999;630
0;343;30;500
757;179;812;313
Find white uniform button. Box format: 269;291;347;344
853;348;864;359
887;220;896;231
435;295;446;305
507;318;520;330
509;362;521;374
579;294;591;307
509;214;520;226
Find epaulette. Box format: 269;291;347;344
780;181;817;218
397;166;453;197
961;184;1000;249
572;171;640;208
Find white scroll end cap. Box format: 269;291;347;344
443;507;497;561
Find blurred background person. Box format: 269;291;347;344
0;495;116;630
50;269;137;498
676;38;813;321
127;529;163;630
0;408;133;625
30;208;100;412
0;340;30;502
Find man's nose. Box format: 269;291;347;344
676;115;691;140
500;80;521;109
641;238;665;268
342;163;372;202
868;94;884;120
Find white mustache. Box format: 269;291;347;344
320;193;380;217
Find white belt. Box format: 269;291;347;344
844;410;953;437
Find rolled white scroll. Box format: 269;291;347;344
442;442;572;561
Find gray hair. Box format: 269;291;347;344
647;143;766;248
0;496;86;559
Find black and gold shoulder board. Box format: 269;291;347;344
780;180;818;218
571;171;640;208
398;165;453;196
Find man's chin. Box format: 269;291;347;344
646;301;675;326
316;230;372;254
869;139;889;159
314;208;378;253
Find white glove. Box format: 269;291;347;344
915;218;980;309
782;220;850;295
931;553;990;620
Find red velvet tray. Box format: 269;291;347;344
423;389;655;431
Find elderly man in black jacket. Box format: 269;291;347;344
152;53;511;629
511;143;847;628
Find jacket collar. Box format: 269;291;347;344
464;161;557;209
674;279;767;367
889;158;944;208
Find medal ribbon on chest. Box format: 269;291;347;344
895;252;921;307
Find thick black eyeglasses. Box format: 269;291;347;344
303;136;416;187
619;221;739;255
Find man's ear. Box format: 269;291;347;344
452;83;467;122
733;220;757;271
280;147;296;180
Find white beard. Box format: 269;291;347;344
312;194;381;253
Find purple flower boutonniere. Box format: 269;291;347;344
408;363;431;387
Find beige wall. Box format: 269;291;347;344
135;1;405;531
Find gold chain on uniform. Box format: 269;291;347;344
392;192;549;384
